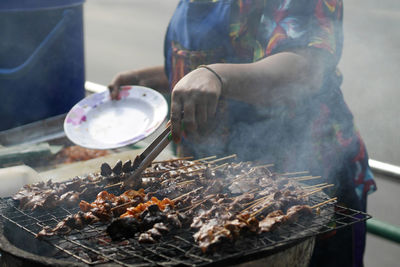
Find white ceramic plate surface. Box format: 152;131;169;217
64;86;168;149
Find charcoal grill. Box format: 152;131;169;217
0;192;371;267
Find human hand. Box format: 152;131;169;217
108;66;169;100
170;66;223;143
108;70;140;100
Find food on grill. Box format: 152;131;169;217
14;155;336;254
120;197;174;218
258;205;312;233
37;211;100;237
12;177;102;210
107;201;186;243
100;162;113;176
36;189;147;238
80;189;146;219
12;156;149;211
56;145;109;163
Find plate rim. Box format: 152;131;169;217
63;85;168;150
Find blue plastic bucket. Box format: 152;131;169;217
0;0;85;131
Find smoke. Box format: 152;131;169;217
339;1;400;166
176;1;351;188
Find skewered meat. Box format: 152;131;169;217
122;160;133;173
259;205;313;233
37;189;146;237
26;157;329;254
120;197;173;218
100;163;112;176
12;177;99;211
56;145;109;164
138;233;156;243
36;211;100;238
112;160;123;175
259;210;287;232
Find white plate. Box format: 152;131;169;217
64;86;168;149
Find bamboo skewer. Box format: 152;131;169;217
177;179;196;186
111;200;137;212
104;182;123;189
193;155;217;162
301;183;328;189
172;187;204;202
254;163;274;169
302;184;334;197
293;176;322;181
206;154;237;164
245;188;259;195
181;195;215;212
143;162;204;176
291;175;313;180
151;156;194;164
242;195;272;212
281;171;309;176
250;203;273;217
183;167;207;175
210;163;229;171
311;197;337;209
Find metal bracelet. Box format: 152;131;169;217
197;65;224;89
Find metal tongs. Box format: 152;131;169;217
124;122;172;187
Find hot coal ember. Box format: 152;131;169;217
107;199;188;243
36;189;146;238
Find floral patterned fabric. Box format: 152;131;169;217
164;0;376;200
164;1;376;265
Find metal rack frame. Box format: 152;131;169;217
0;194;371;267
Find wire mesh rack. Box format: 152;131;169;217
0;193;371;267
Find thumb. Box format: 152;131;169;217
108;82;121;100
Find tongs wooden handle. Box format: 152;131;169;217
124;123;172;186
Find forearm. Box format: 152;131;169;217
135;65;170;94
209;50;324;106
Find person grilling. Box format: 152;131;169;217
109;1;376;266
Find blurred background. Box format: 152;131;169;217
83;1;400;266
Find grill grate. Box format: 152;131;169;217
0;194;371;267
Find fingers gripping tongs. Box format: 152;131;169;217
124;123;172;187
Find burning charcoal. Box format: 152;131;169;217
138;232;156;243
122;160;133;173
100;162;112;176
107;217;140;240
147;204;160;214
112;160;123;175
